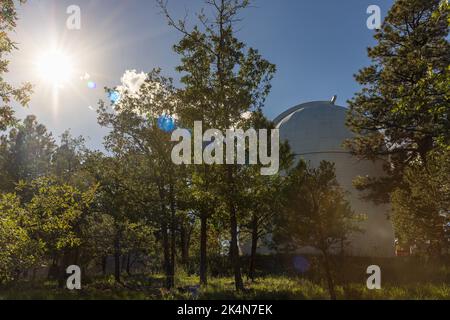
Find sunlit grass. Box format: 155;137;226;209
0;275;448;300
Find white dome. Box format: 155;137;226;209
275;101;352;155
275;100;395;257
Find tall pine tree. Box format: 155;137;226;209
346;0;449;201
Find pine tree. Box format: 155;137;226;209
391;150;449;256
346;0;449;201
274;161;359;300
158;0;276;291
1;115;55;192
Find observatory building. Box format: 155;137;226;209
274;98;395;257
241;98;395;257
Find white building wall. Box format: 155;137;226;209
241;101;395;257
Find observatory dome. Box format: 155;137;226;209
275;100;395;257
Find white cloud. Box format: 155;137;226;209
241;111;253;120
117;69;148;98
114;70;180;121
80;72;90;81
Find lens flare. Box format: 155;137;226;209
87;81;97;89
108;91;121;104
157;114;176;132
293;256;310;273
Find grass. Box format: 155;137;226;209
0;275;448;300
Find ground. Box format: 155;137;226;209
1;256;449;300
0;275;448;300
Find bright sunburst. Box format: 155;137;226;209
35;49;74;88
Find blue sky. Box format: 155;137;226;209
8;0;394;149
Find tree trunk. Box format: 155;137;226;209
200;211;208;286
227;167;244;291
162;223;172;289
169;183;176;289
126;253;131;275
248;213;258;282
159;182;174;290
121;254;127;273
322;250;336;300
170;230;176;288
101;256;107;276
48;257;59;280
180;223;189;267
114;229;121;283
58;251;70;288
230;208;244;291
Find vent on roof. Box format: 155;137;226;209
331;95;337;105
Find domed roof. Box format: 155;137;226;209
271;100;395;258
274;100;353;155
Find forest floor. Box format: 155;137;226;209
0;275;448;300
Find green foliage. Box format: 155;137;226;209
0;176;99;283
0;0;33;131
97;68;185;286
275;161;359;254
121;219;158;268
274;160;360;299
391;150;450;255
159;0;278;291
0;193;43;283
346;0;449;200
345;0;449;260
0;115;56;192
52;131;87;184
80;212;115;263
18;177;97;256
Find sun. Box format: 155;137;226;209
35;49;74;87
